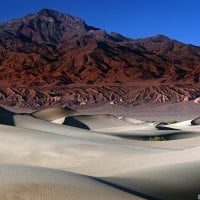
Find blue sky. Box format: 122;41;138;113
1;0;200;45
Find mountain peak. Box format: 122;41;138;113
36;8;78;21
153;34;170;39
0;9;89;44
38;8;58;14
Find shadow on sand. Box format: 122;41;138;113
63;116;90;130
0;107;15;125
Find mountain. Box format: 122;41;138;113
0;9;200;109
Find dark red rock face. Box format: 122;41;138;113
0;9;200;109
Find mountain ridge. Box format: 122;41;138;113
0;9;200;109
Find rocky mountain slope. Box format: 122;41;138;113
0;9;200;109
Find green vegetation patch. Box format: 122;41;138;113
149;136;166;141
152;120;177;125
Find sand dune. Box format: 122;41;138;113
49;115;198;140
32;106;80;121
0;165;139;200
49;113;184;138
0;106;200;199
121;117;146;124
159;119;200;133
104;160;200;200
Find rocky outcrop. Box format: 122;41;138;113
0;84;199;109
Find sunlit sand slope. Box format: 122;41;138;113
0;165;140;200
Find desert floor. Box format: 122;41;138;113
0;104;199;200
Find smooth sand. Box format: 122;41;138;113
0;106;200;199
0;165;139;200
32;106;80;121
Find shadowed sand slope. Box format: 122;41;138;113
191;117;200;125
63;116;90;130
0;107;15;125
104;161;200;200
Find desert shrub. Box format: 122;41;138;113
149;136;166;141
152;120;177;125
167;120;177;124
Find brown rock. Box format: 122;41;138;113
0;9;200;109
